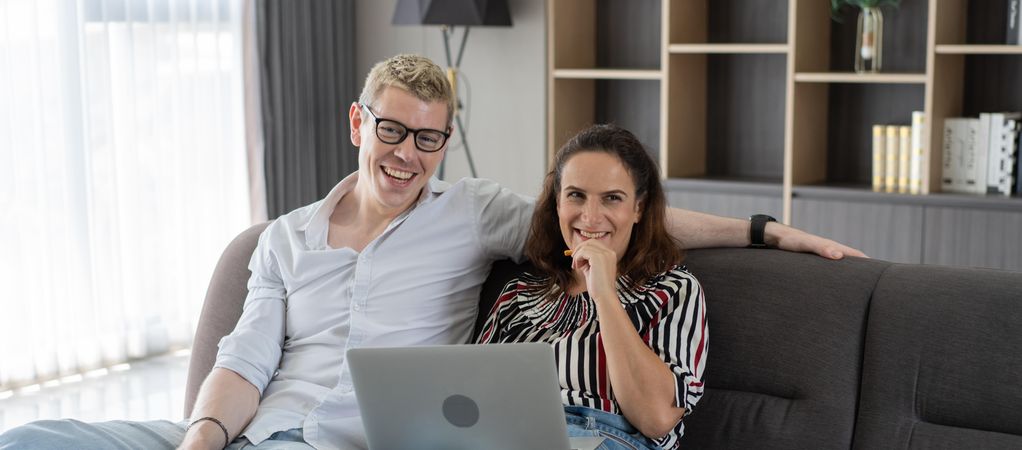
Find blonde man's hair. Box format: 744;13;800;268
358;54;455;126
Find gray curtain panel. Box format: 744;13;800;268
256;0;358;219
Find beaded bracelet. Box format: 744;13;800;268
188;416;229;448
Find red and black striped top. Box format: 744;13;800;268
476;266;708;450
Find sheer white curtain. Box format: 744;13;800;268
0;0;251;390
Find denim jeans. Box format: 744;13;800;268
0;419;311;450
564;405;658;450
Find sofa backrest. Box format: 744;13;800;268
675;248;890;450
853;264;1022;449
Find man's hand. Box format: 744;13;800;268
178;420;228;450
765;221;867;260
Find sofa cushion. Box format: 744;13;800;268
677;248;889;450
854;264;1022;449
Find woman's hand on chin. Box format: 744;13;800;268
569;239;619;304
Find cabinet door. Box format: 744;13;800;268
667;191;783;222
791;199;924;264
922;207;1022;271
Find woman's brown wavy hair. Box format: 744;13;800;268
525;124;684;294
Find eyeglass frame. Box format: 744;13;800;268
359;103;451;153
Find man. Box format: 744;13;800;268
0;54;862;450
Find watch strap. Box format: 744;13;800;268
749;214;776;248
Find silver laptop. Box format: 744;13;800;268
347;343;604;450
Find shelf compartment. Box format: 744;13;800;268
707;54;787;181
825;84;925;186
668;43;789;54
961;55;1022;116
551;0;661;71
794;72;927;84
828;0;928;73
669;0;788;45
549;78;661;163
789;81;924;189
664;53;786;181
552;69;663;80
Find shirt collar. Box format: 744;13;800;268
298;173;451;249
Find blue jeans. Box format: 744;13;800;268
564;405;658;450
0;419;311;450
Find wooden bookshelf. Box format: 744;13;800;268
548;0;1022;269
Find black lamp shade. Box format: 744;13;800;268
392;0;512;27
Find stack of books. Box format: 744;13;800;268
941;113;1021;196
872;112;924;194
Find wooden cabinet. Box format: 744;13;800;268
548;0;1022;271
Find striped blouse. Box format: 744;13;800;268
476;266;708;450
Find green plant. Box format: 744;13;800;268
830;0;900;20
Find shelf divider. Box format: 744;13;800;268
935;44;1022;55
668;43;789;54
552;68;663;80
794;72;928;84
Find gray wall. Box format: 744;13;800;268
355;0;547;197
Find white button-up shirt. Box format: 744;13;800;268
214;173;534;449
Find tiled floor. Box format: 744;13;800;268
0;351;191;433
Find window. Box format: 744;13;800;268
0;0;251;390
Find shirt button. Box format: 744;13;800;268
353;303;361;311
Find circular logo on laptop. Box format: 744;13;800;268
442;394;480;427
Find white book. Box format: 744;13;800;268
986;112;1022;194
974;113;991;195
872;125;885;192
885;126;899;193
942;119;956;192
961;119;980;193
909;111;924;194
943;118;979;193
898;126;911;193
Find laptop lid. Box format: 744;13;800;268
347;343;581;450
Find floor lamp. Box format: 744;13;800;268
392;0;512;180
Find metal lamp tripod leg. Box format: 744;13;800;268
438;25;477;180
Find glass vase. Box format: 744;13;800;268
855;7;883;73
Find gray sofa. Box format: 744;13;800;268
186;223;1022;449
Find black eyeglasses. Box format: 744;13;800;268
360;104;450;153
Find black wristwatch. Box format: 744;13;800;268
748;214;776;248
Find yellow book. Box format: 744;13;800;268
898;126;911;193
885;126;899;193
872;125;885;192
909;112;924;194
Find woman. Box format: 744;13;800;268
477;124;708;450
